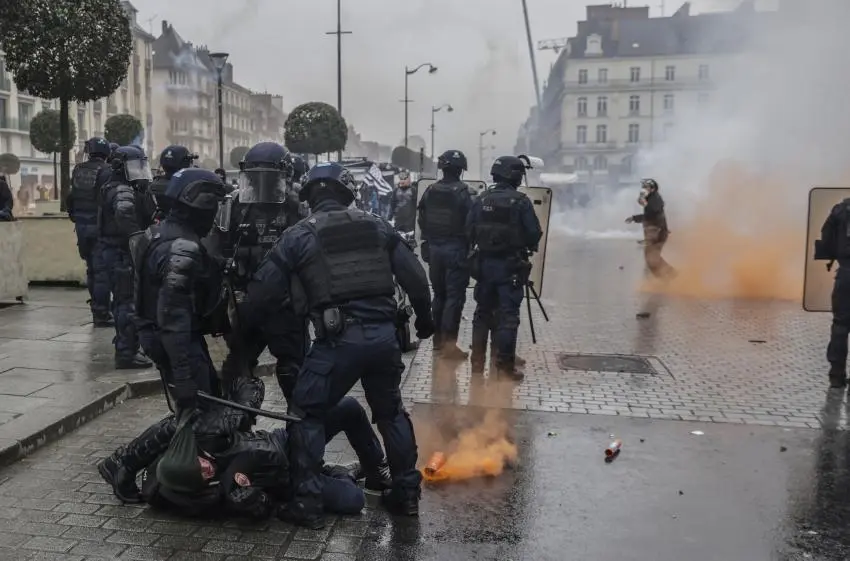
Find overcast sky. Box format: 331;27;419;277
135;0;732;161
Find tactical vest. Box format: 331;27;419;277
98;181;124;238
132;222;227;334
70;161;104;214
297;209;395;309
475;188;526;254
422;182;466;239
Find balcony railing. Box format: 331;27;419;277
562;141;619;151
566;76;714;91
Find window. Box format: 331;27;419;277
629;95;640;115
595;124;607;143
622;155;634;174
597;96;608;117
576;125;587;144
628;123;640;143
577;97;587;117
18;101;32;126
575;156;589;171
593;155;607;170
665;65;676;81
630;66;641;82
698;92;710;104
578;69;588;84
698;64;710;80
663;94;675;112
598;68;608;83
77;110;85;138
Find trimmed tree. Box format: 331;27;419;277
0;153;21;175
229;146;249;168
105;113;143;147
200;158;218;170
284;102;347;161
0;0;132;210
30;109;77;199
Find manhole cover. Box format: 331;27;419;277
557;353;657;375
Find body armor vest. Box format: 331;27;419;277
297;210;395;310
70;161;104;214
423;182;467;239
132;222;227;334
475;188;526;254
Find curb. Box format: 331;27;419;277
0;362;277;470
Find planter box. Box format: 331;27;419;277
20;215;86;284
0;221;28;301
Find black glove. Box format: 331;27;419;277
414;313;436;340
170;382;198;411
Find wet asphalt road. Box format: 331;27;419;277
357;399;850;561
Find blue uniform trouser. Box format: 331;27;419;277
470;257;524;373
289;322;420;515
75;223;110;317
138;326;221;402
428;241;470;341
99;241;139;359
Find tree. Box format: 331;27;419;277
0;154;21;175
229;146;249;168
30;109;77;199
284;102;347;160
201;158;218;170
105;113;143;147
0;0;132;209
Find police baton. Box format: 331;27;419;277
197;391;301;423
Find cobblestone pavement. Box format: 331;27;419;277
404;237;836;429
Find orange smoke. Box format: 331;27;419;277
642;160;805;301
421;409;518;483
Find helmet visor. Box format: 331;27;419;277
237;168;286;203
215;195;233;232
125;159;153;182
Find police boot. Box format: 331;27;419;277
829;365;847;389
115;352;153;370
496;357;525;382
440;336;469;361
432;332;444;351
515;355;527;368
97;418;173;504
381;486;420;516
92;312;114;328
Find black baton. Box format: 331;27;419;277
197;391;302;422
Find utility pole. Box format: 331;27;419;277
326;0;351;161
521;0;542;108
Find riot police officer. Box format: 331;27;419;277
213;142;307;397
240;162;434;527
68;137;113;326
131;168;228;409
467;156;542;381
107;142;120;163
417;150;474;358
289;154;310;186
816;199;850;388
98;145;156;369
150;145;197;219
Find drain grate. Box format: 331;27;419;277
557;353;658;375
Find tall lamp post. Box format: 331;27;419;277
209;52;229;171
326;0;351;161
478;129;497;180
402;63;437;149
430;104;453;159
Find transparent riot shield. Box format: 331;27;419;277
804;187;850;312
518;186;553;297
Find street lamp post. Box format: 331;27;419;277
430;104;453;159
402;63;437;149
325;0;351;162
478;129;497;180
209;52;229;171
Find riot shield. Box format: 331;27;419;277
518;186;553;297
804;187;850;312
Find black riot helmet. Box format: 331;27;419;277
111;145;153;184
85;137;111;159
237;142;292;203
159;145;197;176
641;178;659;192
300;162;357;207
438;150;468;176
164;168;228;211
490;155;526;188
106;142;120;162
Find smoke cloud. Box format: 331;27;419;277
558;0;850;301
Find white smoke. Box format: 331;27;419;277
557;0;850;238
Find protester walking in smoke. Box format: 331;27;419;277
626;178;677;280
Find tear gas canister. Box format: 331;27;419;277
424;452;447;476
605;439;623;459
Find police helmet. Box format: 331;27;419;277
641;178;659;191
289;155;309;184
300;162;357;206
164;168;227;211
438;150;468;172
106;142;120;162
160;145;197;175
490;155;526;187
111;145;153;183
85;137;110;159
237;142;292;203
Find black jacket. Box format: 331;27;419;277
631;190;668;233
